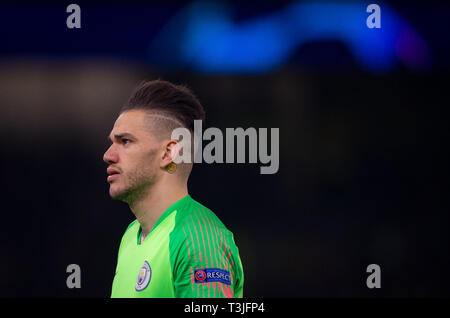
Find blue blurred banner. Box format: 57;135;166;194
150;1;430;73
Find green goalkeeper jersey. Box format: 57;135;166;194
111;194;244;298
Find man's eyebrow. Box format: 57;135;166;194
107;133;137;143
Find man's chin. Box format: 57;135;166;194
109;187;130;202
109;182;151;204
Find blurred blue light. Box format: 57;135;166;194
149;1;430;73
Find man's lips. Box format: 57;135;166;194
107;167;121;182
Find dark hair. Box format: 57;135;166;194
121;79;205;132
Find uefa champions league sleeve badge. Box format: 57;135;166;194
135;261;152;291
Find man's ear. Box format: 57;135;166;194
161;140;179;168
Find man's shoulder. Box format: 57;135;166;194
169;196;233;248
177;196;227;230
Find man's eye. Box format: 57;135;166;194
122;139;131;145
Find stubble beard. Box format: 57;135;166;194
111;167;156;205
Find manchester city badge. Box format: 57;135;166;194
135;261;151;291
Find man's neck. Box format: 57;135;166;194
129;179;188;239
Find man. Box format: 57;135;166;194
104;79;244;298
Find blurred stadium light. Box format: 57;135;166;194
149;1;430;73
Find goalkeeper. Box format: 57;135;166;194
103;80;244;298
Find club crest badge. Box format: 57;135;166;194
135;261;151;291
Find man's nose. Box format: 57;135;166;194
103;145;118;165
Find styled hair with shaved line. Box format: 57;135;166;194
121;79;206;133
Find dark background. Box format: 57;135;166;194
0;1;449;297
